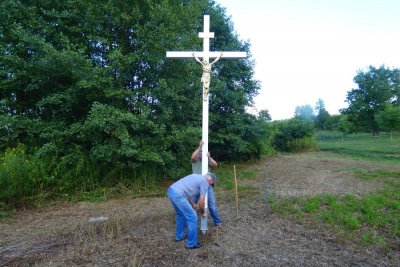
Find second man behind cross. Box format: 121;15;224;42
190;140;221;228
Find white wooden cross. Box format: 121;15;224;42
166;15;247;233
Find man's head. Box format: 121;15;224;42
207;173;217;187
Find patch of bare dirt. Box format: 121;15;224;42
266;152;399;197
1;151;399;266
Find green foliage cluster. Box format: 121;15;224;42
376;104;400;143
300;65;400;136
0;0;271;208
286;136;317;152
296;99;351;137
0;144;98;206
0;144;166;207
0;145;46;207
274;64;400;150
294;104;315;121
271;118;316;152
376;104;400;131
342;65;400;135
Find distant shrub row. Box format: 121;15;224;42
272;118;317;152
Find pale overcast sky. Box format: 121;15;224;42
216;0;400;120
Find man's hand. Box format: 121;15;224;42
199;140;204;149
189;198;197;211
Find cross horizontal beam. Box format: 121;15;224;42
166;51;247;59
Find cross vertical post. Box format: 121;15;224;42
198;15;213;179
166;15;247;234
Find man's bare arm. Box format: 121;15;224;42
198;195;206;216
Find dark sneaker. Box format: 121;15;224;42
175;236;186;242
187;242;202;249
175;235;187;242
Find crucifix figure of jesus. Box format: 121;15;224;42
193;52;223;100
166;15;247;234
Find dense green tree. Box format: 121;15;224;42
337;114;352;141
314;98;331;130
315;109;331;130
328;114;342;131
0;0;263;185
342;65;400;135
376;104;400;143
294;104;315;121
315;98;325;112
258;109;272;121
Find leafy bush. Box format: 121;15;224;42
272;118;316;152
0;145;45;206
286;136;317;152
0;143;169;209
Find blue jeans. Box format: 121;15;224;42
192;187;221;225
207;187;221;225
167;187;198;248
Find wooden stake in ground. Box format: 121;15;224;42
233;165;239;217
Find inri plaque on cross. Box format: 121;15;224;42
166;15;247;233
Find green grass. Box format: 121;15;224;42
214;160;261;190
316;130;344;140
270;131;400;250
317;131;400;165
270;171;400;248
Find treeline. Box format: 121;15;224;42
316;65;400;137
265;65;400;153
279;65;400;146
0;0;270;207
